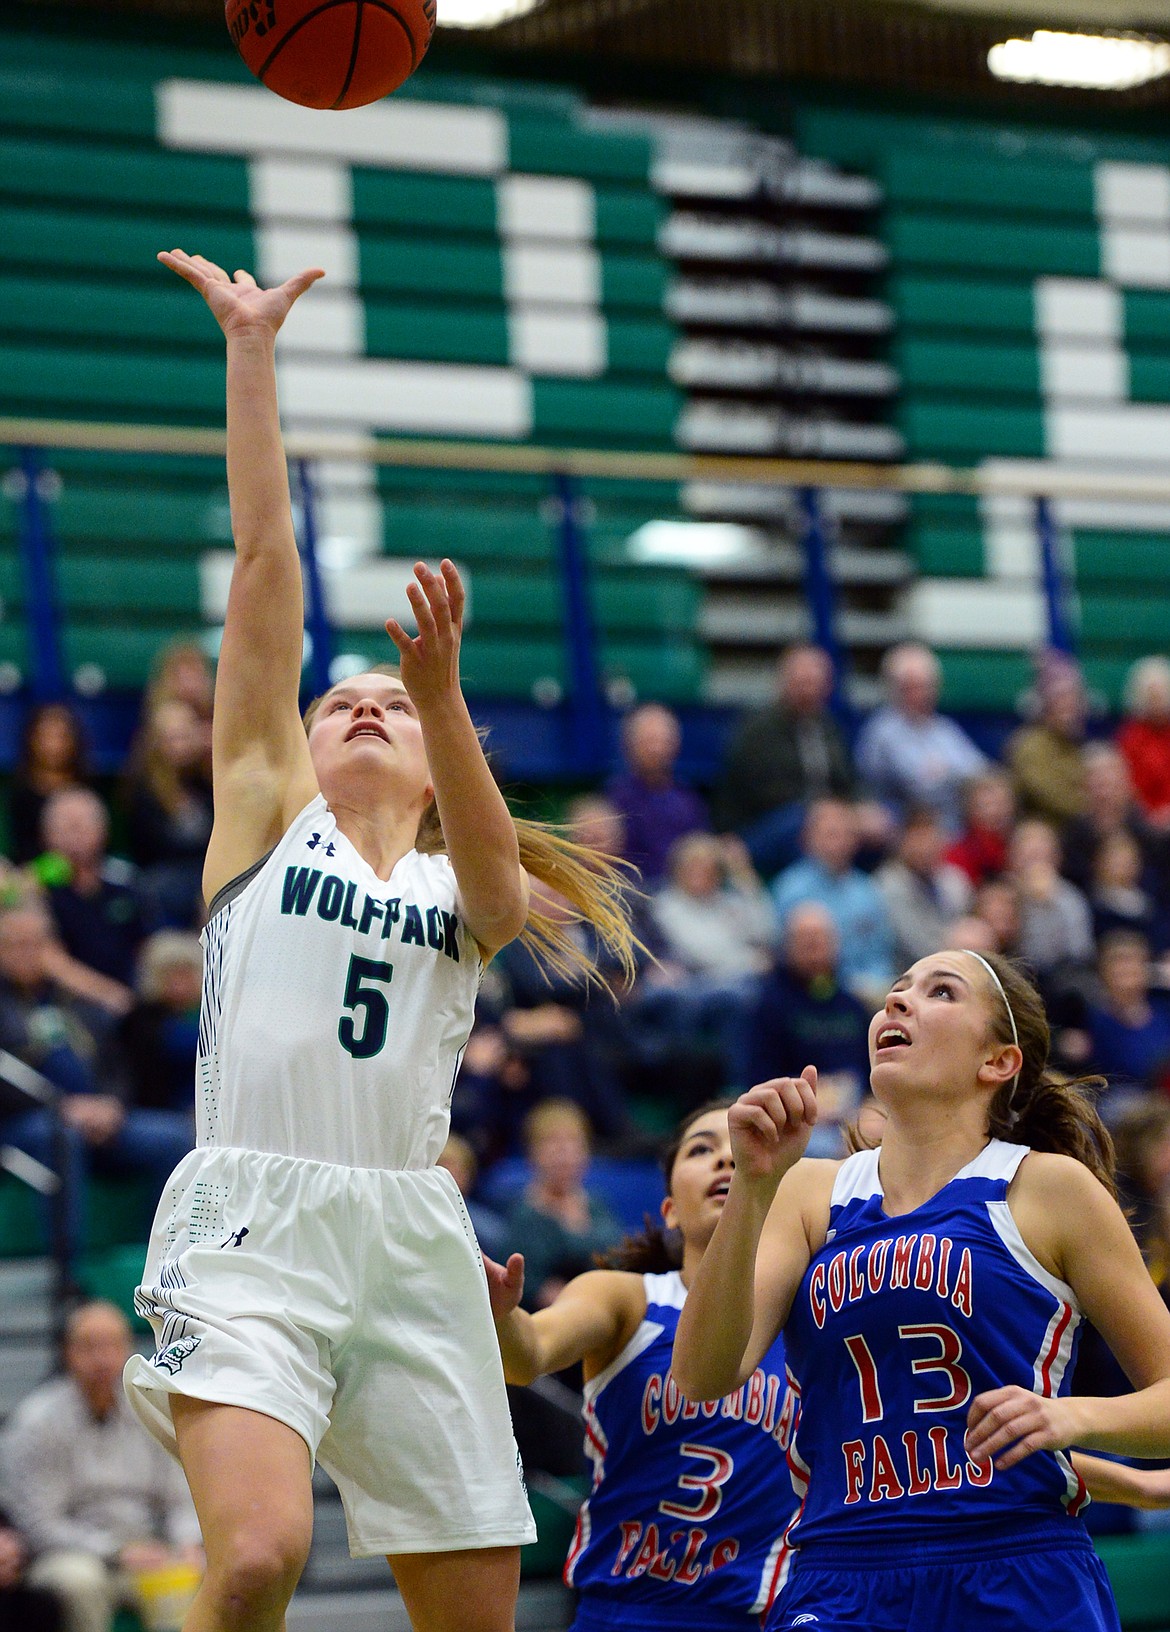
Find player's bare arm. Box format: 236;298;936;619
1073;1453;1170;1510
158;250;324;904
673;1072;826;1399
484;1256;645;1386
966;1152;1170;1469
387;558;529;957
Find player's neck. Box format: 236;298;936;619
328;799;424;881
876;1113;991;1217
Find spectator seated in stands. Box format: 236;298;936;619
504;1099;622;1310
876;806;972;968
854;642;986;836
945;769;1015;888
142;640;214;776
1007;818;1095;984
0;1301;201;1632
633;832;776;1073
122;700;214;931
1089;831;1167;952
770;798;895;1006
116;932;202;1120
650;832;775;983
605;702;707;886
0;1506;62;1632
7;703;91;869
1117;655;1170;832
436;1131;507;1261
447;1017;539;1169
713;642;859;878
1062;743;1170;909
970;877;1022;958
738;903;870;1156
0;899;193;1261
38;789;145;997
1112;1096;1170;1288
1006;652;1089;831
1086;931;1170;1096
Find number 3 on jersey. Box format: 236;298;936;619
339;954;394;1059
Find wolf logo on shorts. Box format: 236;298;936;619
153;1336;202;1375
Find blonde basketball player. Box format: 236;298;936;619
124;251;638;1632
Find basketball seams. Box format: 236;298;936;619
333;0;366;109
252;0;427;108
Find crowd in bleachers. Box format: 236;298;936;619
5;636;1170;1306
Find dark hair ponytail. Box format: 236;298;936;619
981;953;1117;1198
594;1097;736;1274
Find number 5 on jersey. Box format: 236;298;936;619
339;954;394;1059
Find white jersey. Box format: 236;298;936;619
197;794;481;1170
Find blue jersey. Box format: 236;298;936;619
567;1270;799;1631
782;1139;1090;1556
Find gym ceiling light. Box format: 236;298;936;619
988;29;1170;89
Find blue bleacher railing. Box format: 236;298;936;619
16;447;67;702
295;458;335;701
1035;495;1079;659
798;486;848;716
553;470;607;778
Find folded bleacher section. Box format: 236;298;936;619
795;101;1170;712
0;25;902;716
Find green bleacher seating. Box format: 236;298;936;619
797;101;1170;709
0;17;702;707
1096;1532;1170;1630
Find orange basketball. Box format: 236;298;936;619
226;0;436;110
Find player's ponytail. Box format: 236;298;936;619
304;669;642;987
979;953;1117;1198
596;1099;735;1273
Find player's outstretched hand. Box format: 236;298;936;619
158;249;324;339
965;1385;1084;1471
482;1251;525;1323
386;559;465;708
728;1068;818;1187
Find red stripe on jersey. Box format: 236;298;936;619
1038;1303;1073;1396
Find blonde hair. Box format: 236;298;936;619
136;930;203;1002
523;1097;592;1152
303;667;642;988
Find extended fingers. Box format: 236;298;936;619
413;561;453;636
440;559;466;625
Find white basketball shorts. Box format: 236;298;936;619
124;1146;536;1558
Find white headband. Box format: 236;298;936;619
962;951;1021;1097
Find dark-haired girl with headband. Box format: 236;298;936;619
673;949;1170;1631
485;1101;800;1632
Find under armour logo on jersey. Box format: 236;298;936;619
219;1227;249;1249
825;1229;836;1242
307;834;336;857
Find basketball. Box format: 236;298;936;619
225;0;436;110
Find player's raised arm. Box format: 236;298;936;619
673;1073;827;1399
157;250;324;904
386;559;529;956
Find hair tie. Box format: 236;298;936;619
962;951;1022;1105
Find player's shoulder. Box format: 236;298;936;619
565;1268;648;1317
786;1154;847;1202
1013;1147;1110;1204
